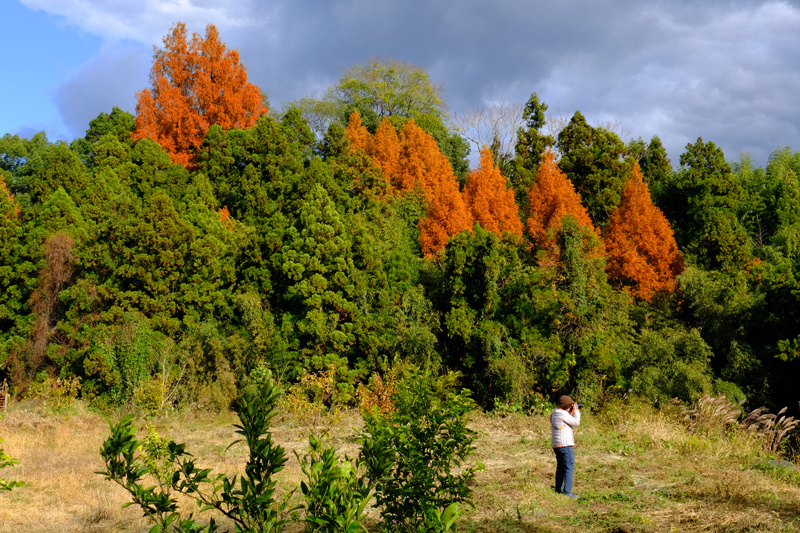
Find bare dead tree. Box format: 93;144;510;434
594;118;630;139
545;107;572;141
30;233;77;369
451;100;525;160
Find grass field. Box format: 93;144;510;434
1;398;800;532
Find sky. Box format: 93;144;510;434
2;0;800;169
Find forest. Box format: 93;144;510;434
2;21;800;418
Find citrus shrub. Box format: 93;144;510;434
360;369;482;532
98;369;482;532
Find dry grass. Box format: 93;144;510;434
0;402;148;532
1;399;800;532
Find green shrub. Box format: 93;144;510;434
28;374;81;413
98;378;295;532
297;435;371;532
195;370;237;412
132;339;188;416
629;327;715;404
360;369;482;533
284;366;352;424
485;352;534;410
139;424;176;490
100;369;484;533
87;313;164;405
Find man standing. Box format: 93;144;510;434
550;395;580;498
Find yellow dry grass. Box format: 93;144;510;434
1;399;799;533
0;403;147;532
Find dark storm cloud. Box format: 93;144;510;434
40;0;800;166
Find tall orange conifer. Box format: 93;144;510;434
133;23;266;167
463;148;522;237
418;176;474;256
393;120;436;192
345;110;372;154
604;162;684;300
343;115;472;255
1;174;11;203
399;121;473;255
370;117;401;183
527;150;596;248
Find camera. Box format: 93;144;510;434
576;402;583;409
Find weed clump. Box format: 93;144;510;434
0;437;23;491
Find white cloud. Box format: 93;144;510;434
20;0;267;45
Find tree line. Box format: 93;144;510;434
2;22;800;413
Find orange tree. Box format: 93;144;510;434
527;150;597;250
397;121;473;256
133;23;266;167
604;162;684;301
370;117;402;184
345;114;472;256
463;147;522;238
0;174;18;219
345;110;372;155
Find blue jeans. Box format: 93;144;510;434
553;446;575;494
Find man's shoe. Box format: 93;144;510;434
566;492;578;498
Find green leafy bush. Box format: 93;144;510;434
98;379;295;532
629;327;716;404
360;369;482;532
298;435;371;532
28;373;81;413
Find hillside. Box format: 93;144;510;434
3;27;800;496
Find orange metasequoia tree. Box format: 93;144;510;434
603;162;684;300
345;110;372;154
527;149;597;249
133;23;267;167
370;117;402;181
463;147;522;237
344;113;473;255
398;121;473;255
346;114;402;188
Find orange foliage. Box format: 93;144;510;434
370;118;401;182
133;23;266;167
418;179;473;256
357;373;397;414
394;120;441;192
399;121;473;255
1;174;11;203
603;162;684;301
345;111;372;154
343;114;472;256
527;150;597;248
218;206;235;232
463;148;523;238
